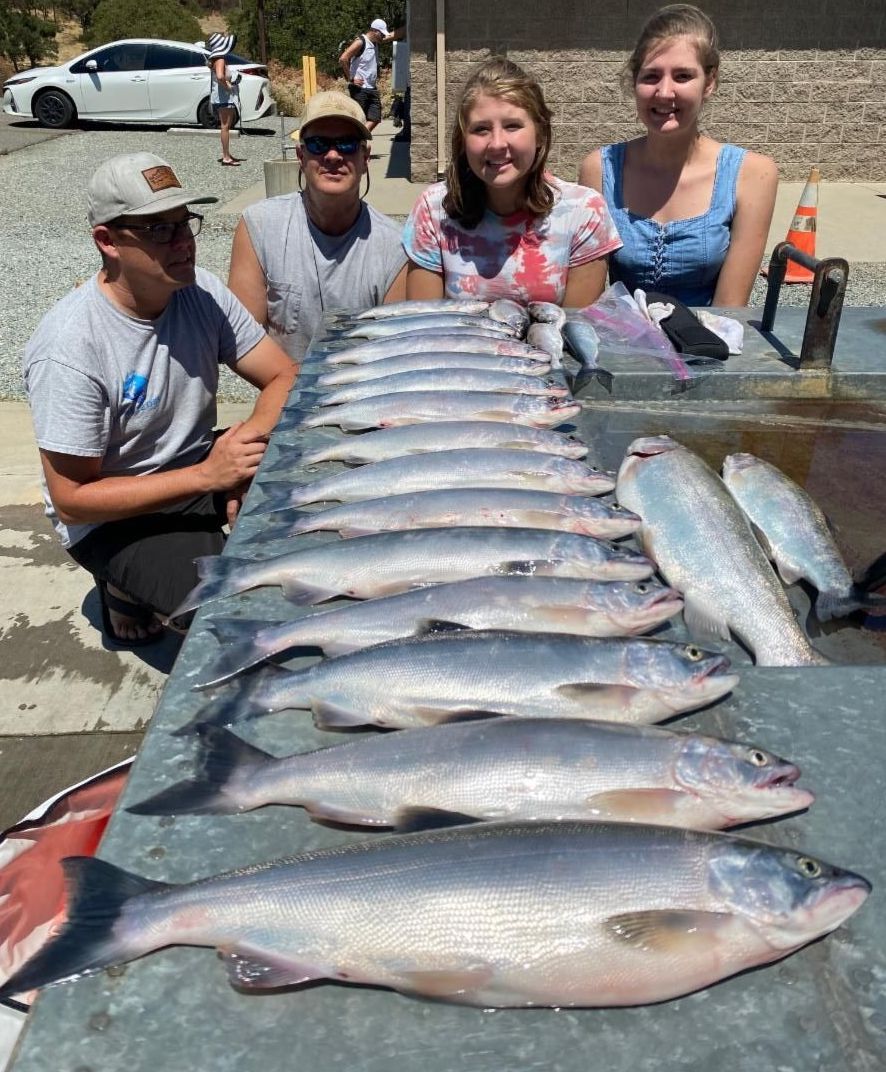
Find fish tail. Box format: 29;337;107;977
195;618;299;689
166;555;254;620
172;665;289;736
247;480;299;516
816;587;886;622
128;726;272;816
0;857;172;1000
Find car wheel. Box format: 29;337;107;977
197;98;219;128
34;89;76;129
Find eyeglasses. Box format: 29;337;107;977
301;135;362;156
114;212;204;244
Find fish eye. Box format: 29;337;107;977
635;583;649;593
684;645;704;661
748;749;770;767
797;857;822;878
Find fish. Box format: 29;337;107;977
183;631;737;732
194;575;683;686
616;436;829;666
316;352;552;386
722;452;886;622
168;526;655;618
297;422;589;464
341;314;517;340
563;316;600;368
270;487;638;539
527;322;564;368
252;450;615;511
316;368;569;406
300;391;581;431
129;718;814;831
488;299;530;333
321;333;550;365
529;302;567;327
0;823;867;1008
354;299;490;319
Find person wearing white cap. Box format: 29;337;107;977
206;31;242;166
338;18;390;132
228;89;407;362
22;152;297;646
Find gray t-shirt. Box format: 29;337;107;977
23;267;265;547
242;192;406;361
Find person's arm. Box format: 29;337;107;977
406;263;445;299
383;263;409;303
228;218;268;328
712;151;779;306
562;258;609;307
577;149;604;193
232;335;299;440
339;38;362;81
212;55;233;93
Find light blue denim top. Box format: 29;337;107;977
601;141;746;306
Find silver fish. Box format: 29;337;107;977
317;368;569;406
322;333;549;364
529;301;567;328
169;527;655;618
255;450;615;510
195;576;683;686
488;298;530;333
617;436;829;666
316;352;551;385
301;391;581;431
341;314;516;340
130;718;813;830
354;299;490;320
187;631;737;731
298;422;588;464
274;487;637;539
527;321;564;368
722;453;885;622
563;316;600;369
1;823;867;1008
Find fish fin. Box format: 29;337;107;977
816;586;886;623
127;726;271;816
586;789;688;822
280;578;339;605
413;619;473;637
302;801;390;827
430;708;504;725
604;910;733;955
166;555;247;620
337;525;379;538
221;949;323;991
195;619;286;689
247;480;297;516
398;965;494;999
311;698;364;729
171;666;287;737
393;807;480;832
682;592;731;642
0;857;172;1000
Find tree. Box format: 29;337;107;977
228;0;406;74
0;0;57;70
84;0;203;48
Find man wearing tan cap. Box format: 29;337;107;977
22;152;297;646
339;17;389;132
228;89;406;361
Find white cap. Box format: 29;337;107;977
370;18;389;34
87;153;217;227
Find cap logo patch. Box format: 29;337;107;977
141;165;181;192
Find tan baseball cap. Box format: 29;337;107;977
292;90;372;143
87;153;218;227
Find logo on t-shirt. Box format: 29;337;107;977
122;372;149;407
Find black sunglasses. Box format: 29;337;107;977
114;212;204;245
301;134;362;156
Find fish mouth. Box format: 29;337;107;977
721;452;756;476
759;762;802;789
626;435;678;459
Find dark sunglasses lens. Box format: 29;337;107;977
303;136;360;155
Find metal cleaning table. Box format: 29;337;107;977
8;311;886;1072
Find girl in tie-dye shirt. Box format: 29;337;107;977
403;57;621;306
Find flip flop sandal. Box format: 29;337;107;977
220;159;241;167
97;581;163;648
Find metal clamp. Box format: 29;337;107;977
760;242;849;370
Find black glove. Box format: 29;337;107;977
644;291;729;360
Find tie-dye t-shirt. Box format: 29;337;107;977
402;175;622;304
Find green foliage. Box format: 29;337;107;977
0;1;57;70
229;0;405;74
84;0;203;48
56;0;100;34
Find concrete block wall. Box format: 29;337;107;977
408;0;886;183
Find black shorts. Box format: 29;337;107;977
348;84;381;124
67;491;227;621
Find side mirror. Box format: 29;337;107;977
85;59;98;71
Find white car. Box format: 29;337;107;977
1;38;275;129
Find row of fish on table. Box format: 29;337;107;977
1;299;871;1012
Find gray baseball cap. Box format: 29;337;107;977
87;152;217;227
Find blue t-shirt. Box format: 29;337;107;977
601;142;746;306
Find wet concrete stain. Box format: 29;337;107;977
0;503;72;569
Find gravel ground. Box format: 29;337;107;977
1;121;884;402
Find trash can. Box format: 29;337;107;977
263;160;300;198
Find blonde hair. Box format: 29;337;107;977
623;4;720;93
443;57;553;228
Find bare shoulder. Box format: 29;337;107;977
739;150;779;186
577;148;604;190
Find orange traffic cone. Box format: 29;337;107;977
780;166;819;283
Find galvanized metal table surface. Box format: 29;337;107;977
8;315;886;1072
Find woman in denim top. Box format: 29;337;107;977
579;4;777;307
